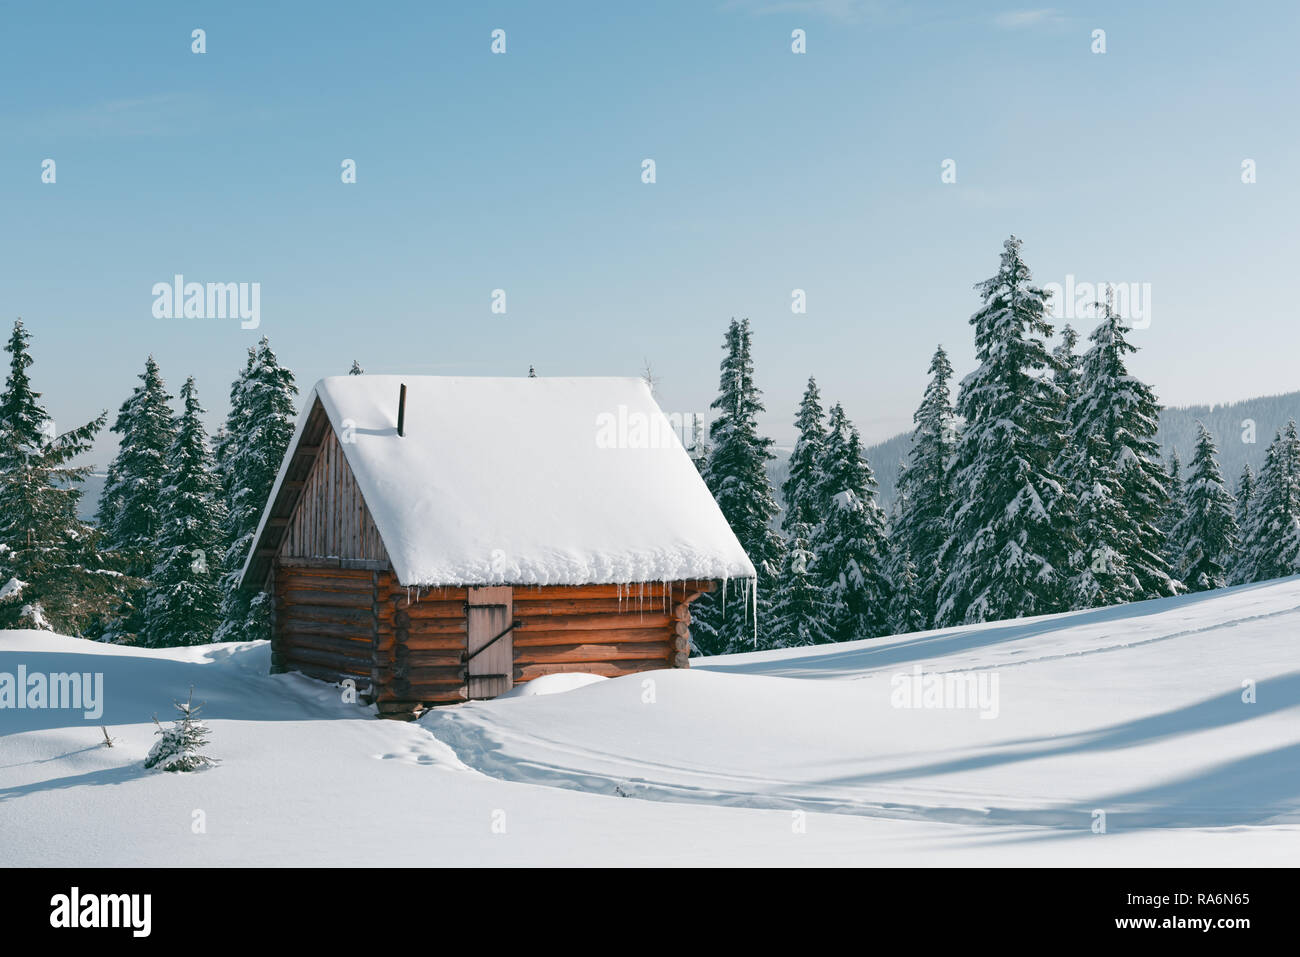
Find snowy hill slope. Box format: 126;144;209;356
3;579;1300;866
423;579;1300;830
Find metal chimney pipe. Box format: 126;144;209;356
397;383;407;437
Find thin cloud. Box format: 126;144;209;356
721;0;898;24
12;92;207;139
993;9;1067;29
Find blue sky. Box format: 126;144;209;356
3;0;1298;464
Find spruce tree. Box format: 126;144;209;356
1052;324;1083;414
349;360;364;375
0;321;116;633
693;319;783;655
810;403;892;641
767;522;834;647
1161;450;1184;567
1072;297;1181;599
1235;464;1255;539
780;376;828;534
97;356;177;639
1233;464;1255;583
142;378;226;647
935;237;1078;626
894;345;955;626
214;338;299;642
1170;423;1238;592
144;688;217;772
1057;419;1141;609
1237;422;1300;584
886;543;927;635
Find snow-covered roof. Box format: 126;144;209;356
241;375;754;589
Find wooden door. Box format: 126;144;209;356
466;586;514;699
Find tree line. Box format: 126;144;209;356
4;236;1296;652
691;236;1300;655
0;321;298;645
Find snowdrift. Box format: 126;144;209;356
3;578;1300;866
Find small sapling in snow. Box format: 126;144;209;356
144;687;217;772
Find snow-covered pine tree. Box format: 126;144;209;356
0;321;117;633
1235;464;1255;537
1072;294;1181;600
1052;324;1083;415
894;345;955;626
767;521;834;647
1161;449;1184;567
693;319;783;655
214;338;298;643
1170;423;1238;592
1237;421;1300;584
144;688;216;772
1057;414;1141;610
1232;464;1255;583
96;356;177;639
141;377;227;647
935;237;1079;626
886;542;927;635
780;376;828;534
349;360;364;375
1056;320;1142;607
810;402;892;641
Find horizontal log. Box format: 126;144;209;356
510;613;671;632
279;604;374;626
277;563;377;582
279;569;374;587
672;634;690;654
399;649;465;668
398;634;466;652
514;642;671;664
393;604;468;624
282;620;372;641
280;631;374;656
387;679;469;697
279;588;374;608
279;556;388;571
513;627;671;648
375;666;467;686
283;646;372;673
670;651;689;668
515;660;666;681
400;618;468;636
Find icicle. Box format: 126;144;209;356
752;577;759;648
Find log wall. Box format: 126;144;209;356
273;564;376;689
273;572;711;718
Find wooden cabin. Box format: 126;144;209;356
239;375;755;718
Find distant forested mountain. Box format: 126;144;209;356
1154;392;1300;487
767;391;1300;522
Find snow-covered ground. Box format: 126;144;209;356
3;578;1299;866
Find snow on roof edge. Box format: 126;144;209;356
241;376;756;591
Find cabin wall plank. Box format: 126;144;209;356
279;428;389;566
